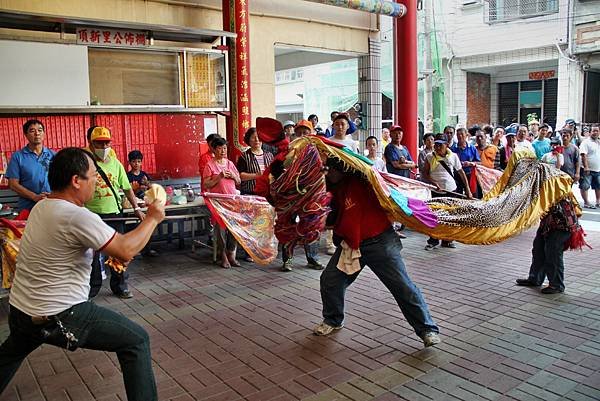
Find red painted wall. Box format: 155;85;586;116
0;113;214;179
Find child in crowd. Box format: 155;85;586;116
541;139;564;170
365;136;387;173
127;150;151;199
127;150;159;256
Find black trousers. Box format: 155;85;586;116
89;213;128;298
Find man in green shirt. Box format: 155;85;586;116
86;126;145;299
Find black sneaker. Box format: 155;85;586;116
515;278;539;287
307;260;325;270
541;286;564;294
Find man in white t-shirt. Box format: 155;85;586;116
328;114;359;153
0;148;165;401
579;124;600;208
515;124;535;154
421;134;472;250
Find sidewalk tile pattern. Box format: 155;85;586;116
1;229;600;400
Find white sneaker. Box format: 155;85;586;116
421;332;441;347
326;246;337;255
313;321;343;336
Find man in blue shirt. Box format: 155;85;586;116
6;119;55;211
532;124;552;160
384;125;416;178
450;127;480;197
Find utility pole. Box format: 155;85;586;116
422;0;434;134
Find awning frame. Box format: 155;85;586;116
0;9;236;44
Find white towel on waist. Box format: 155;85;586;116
336;241;362;275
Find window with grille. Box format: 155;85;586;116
487;0;558;23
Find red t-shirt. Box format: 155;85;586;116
331;177;392;249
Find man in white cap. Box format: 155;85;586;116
283;120;295;140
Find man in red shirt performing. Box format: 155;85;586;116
314;160;441;347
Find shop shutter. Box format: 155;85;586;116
498;82;519;127
543;79;558;129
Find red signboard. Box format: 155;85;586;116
529;70;555;80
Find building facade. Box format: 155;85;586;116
436;0;573;129
0;0;376;177
572;0;600;124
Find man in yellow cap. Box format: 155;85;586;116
85;126;145;299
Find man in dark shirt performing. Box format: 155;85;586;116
516;198;585;294
314;161;440;347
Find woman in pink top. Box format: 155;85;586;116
202;137;241;268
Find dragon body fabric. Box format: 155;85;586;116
270;144;332;246
280;135;580;245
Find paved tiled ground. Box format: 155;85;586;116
1;228;600;401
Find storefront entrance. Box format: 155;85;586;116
498;78;557;128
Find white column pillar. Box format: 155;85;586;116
451;60;468;126
358;36;382;154
557;52;584;126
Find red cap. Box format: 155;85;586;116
256;117;284;144
390;125;403;132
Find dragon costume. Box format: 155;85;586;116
276;135;584;246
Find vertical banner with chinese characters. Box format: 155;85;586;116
223;0;251;160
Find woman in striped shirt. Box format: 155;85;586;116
237;128;274;195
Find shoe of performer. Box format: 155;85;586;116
307;259;325;270
281;259;293;272
441;242;456;248
116;290;133;299
541;286;564;294
424;244;437;251
421;332;441;347
326;246;337;255
515;278;539;287
313;321;343;336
